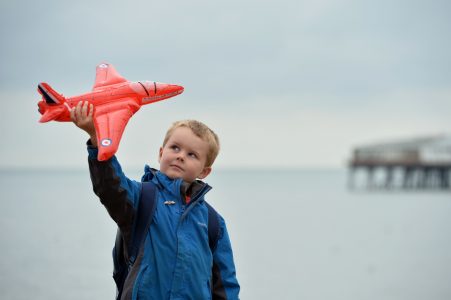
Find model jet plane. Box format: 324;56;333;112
37;63;184;161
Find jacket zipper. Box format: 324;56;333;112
180;184;212;221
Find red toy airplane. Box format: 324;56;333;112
37;63;184;161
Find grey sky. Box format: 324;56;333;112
1;0;450;168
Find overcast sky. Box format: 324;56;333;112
1;0;450;169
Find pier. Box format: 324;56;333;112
348;135;451;190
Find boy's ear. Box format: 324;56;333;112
158;147;163;163
198;166;212;179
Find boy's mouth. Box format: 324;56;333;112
169;164;184;172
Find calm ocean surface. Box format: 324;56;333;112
1;167;450;300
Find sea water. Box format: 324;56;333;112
1;167;450;300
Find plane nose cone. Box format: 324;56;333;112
155;82;184;96
140;81;184;104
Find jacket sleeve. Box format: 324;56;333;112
211;216;240;300
87;143;141;244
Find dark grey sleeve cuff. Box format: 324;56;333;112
86;139;99;159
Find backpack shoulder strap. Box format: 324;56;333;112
205;201;221;253
114;181;158;300
128;181;158;263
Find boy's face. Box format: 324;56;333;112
159;127;212;183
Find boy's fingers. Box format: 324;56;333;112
88;104;94;118
81;101;89;117
70;107;76;122
75;101;83;120
70;101;95;126
74;102;80;119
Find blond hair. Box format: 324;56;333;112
163;120;220;167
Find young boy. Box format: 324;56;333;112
71;101;240;299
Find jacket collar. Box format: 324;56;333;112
141;165;211;200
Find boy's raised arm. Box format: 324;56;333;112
71;102;141;243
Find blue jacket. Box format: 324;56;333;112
87;146;240;300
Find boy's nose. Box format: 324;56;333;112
176;153;185;162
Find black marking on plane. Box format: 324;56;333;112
138;82;149;96
154;82;157;94
38;84;57;104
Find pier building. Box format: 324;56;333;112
348;135;451;190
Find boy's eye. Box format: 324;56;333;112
188;153;198;159
170;145;180;151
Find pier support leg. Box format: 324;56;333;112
348;167;355;189
385;167;394;189
367;167;377;189
403;167;413;189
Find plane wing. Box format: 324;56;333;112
93;98;140;161
92;63;127;90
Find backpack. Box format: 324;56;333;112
112;181;220;300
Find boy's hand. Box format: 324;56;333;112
70;101;98;147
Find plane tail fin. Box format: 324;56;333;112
37;83;69;123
